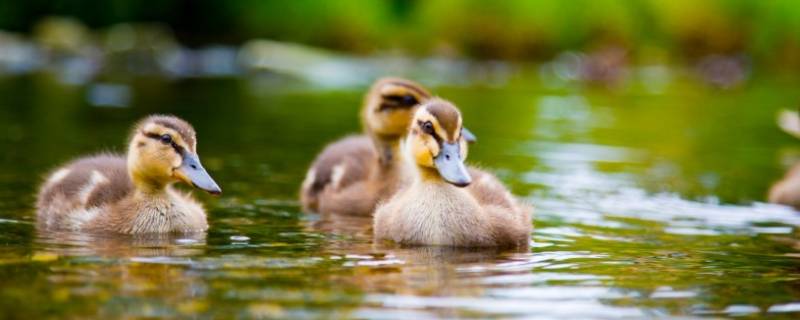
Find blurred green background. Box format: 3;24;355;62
1;0;798;66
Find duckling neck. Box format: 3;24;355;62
115;185;207;234
129;180;172;211
132;183;170;199
375;136;403;168
127;167;176;204
131;174;170;196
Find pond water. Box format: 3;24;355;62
1;72;800;319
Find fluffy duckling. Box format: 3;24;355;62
37;115;221;234
769;164;800;209
769;109;800;208
374;99;531;248
300;78;476;215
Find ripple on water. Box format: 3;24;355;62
364;294;645;318
481;272;611;285
531;163;800;236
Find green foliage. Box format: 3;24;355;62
0;0;798;62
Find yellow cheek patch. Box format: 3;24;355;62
171;154;183;168
132;129;185;172
414;148;434;167
409;133;435;167
426;136;440;158
172;168;192;185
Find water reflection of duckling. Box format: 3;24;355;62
36;230;206;257
300;77;477;216
347;245;517;296
37;115;221;234
769;109;800;208
374;99;531;248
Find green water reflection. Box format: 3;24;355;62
1;72;800;318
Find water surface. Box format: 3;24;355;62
1;72;800;318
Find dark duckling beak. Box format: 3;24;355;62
175;152;222;195
434;142;472;187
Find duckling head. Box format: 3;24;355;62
362;77;432;142
127;115;221;195
405;99;472;187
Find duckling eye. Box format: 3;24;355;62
422;121;435;135
400;95;417;106
159;134;172;144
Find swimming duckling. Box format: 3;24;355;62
769;164;800;209
301;78;475;216
769;109;800;208
374;99;531;248
37;115;221;234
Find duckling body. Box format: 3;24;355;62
300;78;432;215
374;100;531;248
768;109;800;209
301;135;408;215
769;163;800;209
375;168;531;248
37;115;221;234
37;154;207;233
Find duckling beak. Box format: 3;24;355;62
434;142;472;187
463;127;477;143
175;152;222;195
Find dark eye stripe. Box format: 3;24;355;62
143;132;162;141
387;94;417;105
143;131;185;155
379;94;419;111
417;120;442;144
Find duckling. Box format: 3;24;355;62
769;109;800;208
300;77;476;216
374;99;531;248
769;164;800;209
777;109;800;139
36;115;221;234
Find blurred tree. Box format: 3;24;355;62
0;0;798;66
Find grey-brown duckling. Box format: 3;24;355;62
37;115;221;234
373;99;531;248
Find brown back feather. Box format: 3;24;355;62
307;135;377;194
38;154;133;208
